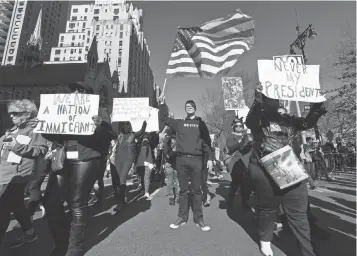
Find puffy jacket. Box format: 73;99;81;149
245;95;327;160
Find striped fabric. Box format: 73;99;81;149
166;9;255;78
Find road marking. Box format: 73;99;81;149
328;227;356;239
147;188;161;200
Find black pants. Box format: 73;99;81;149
27;158;51;216
93;157;107;202
43;158;98;256
110;163;120;195
313;160;330;180
0;182;33;243
248;157;317;256
201;166;209;203
228;159;251;207
176;155;203;222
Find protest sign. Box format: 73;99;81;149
111;97;149;122
34;94;99;135
131;106;159;132
257;56;326;103
221;77;247;110
260;145;309;189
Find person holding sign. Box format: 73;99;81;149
0;99;48;248
159;96;213;232
32;81;115;256
243;82;327;256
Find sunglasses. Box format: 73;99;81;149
8;112;26;116
70;87;87;93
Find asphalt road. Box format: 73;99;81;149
0;172;355;256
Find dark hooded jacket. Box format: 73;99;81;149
159;103;212;160
244;92;327;160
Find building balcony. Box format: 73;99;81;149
1;1;14;10
0;21;9;30
0;37;6;44
0;7;13;16
0;30;7;37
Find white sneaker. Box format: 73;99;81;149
260;241;273;256
40;204;46;217
144;192;150;198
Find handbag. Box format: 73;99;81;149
51;145;66;173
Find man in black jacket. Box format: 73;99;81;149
159;96;213;231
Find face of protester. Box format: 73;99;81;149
70;86;87;94
8;108;30;126
185;103;196;115
277;107;287;115
122;122;131;133
234;123;244;134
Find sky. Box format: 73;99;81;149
130;1;356;118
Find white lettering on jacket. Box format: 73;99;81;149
184;124;199;128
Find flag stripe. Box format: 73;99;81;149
166;9;255;78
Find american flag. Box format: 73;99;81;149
166;9;255;78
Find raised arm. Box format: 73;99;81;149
134;121;147;138
245;90;264;131
158;97;178;132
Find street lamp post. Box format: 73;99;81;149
289;22;318;143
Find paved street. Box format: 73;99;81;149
1;173;355;256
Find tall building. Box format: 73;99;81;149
0;9;115;134
0;0;69;66
47;0;157;106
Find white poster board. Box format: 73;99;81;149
257;57;326;103
34;94;99;135
131;106;159;132
111;97;149;122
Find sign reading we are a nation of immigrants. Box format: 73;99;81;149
34;94;99;135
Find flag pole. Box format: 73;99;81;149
161;77;167;96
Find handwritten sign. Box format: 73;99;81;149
34;94;99;135
131;107;159;132
257;57;326;103
221;77;247;110
111;97;149;122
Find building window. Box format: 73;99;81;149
73;8;78;13
85;54;87;60
113;16;119;21
84;16;87;20
85;8;88;12
72;16;77;21
94;9;99;14
60;43;63;47
78;56;82;61
120;24;123;30
79;49;82;54
71;42;74;46
60;36;64;41
114;9;119;14
120;32;123;38
72;35;75;40
119;49;122;56
87;38;90;43
54;57;60;61
119;41;122;47
87;30;90;36
55;50;61;55
69;23;75;29
85;46;89;51
94;16;99;21
71;49;74;54
63;57;65;61
96;25;100;30
105;9;107;13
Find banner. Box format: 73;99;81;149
260;145;309;189
112;97;149;122
221;77;247;110
131;106;159;132
257;56;326;103
34;94;99;135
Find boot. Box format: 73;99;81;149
66;223;87;256
48;218;70;256
114;185;127;212
227;184;237;207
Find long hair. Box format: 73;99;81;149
119;121;132;134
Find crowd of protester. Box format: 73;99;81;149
0;80;355;256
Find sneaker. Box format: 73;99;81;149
195;219;210;231
7;233;38;248
12;216;33;230
203;195;211;207
260;241;273;256
40;204;46;217
176;197;179;204
144;192;150;198
169;197;175;206
169;218;186;229
217;175;224;180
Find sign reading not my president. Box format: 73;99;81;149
34;94;99;135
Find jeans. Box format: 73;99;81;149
43;158;99;256
28;158;51;216
164;163;180;198
137;166;154;194
176;155;203;222
201;166;209;203
0;182;33;243
304;162;317;187
248;157;317;256
109;163;120;195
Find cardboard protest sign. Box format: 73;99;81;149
221;77;247;110
111;97;149;122
257;56;326;103
34;94;99;135
131;106;159;132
